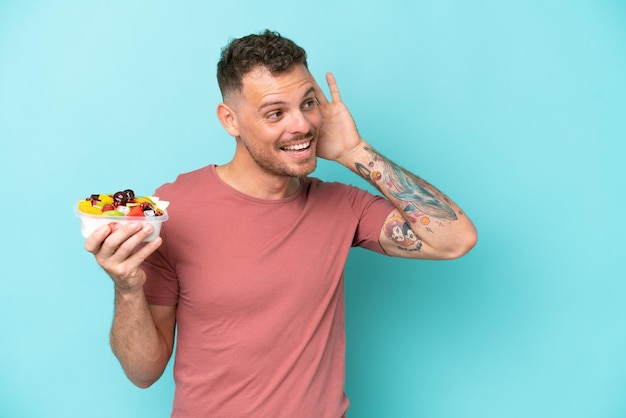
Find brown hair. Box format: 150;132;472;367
217;30;308;99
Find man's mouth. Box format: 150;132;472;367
280;141;311;151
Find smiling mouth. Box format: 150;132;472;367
280;141;311;151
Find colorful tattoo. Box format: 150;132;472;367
383;213;423;252
355;148;457;224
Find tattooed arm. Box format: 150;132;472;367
314;72;477;259
346;143;476;259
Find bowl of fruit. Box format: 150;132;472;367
76;189;169;242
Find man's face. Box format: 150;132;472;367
227;64;321;178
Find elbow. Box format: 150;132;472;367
450;229;478;259
126;369;165;389
113;350;167;389
132;377;159;389
110;336;171;390
439;228;478;260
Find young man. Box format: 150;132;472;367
85;30;477;417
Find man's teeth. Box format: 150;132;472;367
281;141;310;151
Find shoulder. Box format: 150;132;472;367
304;176;360;195
155;164;216;198
303;176;392;211
304;176;379;198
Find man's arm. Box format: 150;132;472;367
110;293;176;388
314;72;477;259
85;222;175;387
338;142;476;259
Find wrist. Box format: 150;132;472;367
114;281;146;301
335;138;370;168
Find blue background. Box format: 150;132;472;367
1;1;625;417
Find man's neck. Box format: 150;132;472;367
215;162;301;200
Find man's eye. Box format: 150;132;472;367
302;99;316;109
267;111;282;120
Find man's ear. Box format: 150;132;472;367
216;103;240;137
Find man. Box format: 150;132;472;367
85;30;477;417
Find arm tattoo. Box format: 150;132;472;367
356;146;457;223
383;213;424;252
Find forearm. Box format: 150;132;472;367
339;140;477;258
110;289;171;388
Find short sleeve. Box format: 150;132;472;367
142;224;179;306
346;186;395;254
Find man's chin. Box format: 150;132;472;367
290;159;317;177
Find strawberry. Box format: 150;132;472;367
127;206;145;217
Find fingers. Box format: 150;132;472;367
96;222;145;257
85;222;161;275
312;73;329;105
106;224;158;259
84;224;112;255
312;72;343;105
325;72;343;102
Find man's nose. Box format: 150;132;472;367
287;110;310;134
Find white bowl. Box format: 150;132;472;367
75;208;169;242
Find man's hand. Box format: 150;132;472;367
84;222;162;294
313;72;364;163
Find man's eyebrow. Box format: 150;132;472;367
259;99;286;111
258;87;317;111
303;86;316;98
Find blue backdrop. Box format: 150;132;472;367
1;1;624;417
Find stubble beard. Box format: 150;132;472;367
241;132;318;179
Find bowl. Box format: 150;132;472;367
75;194;169;242
76;210;168;242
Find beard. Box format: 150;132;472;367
240;132;318;178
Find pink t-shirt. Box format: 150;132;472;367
143;165;393;418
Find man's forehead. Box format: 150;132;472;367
239;65;314;105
